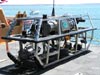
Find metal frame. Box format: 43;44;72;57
2;14;96;68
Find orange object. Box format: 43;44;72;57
23;11;27;17
65;35;70;40
0;8;9;26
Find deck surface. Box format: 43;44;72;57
0;41;100;75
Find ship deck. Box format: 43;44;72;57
0;41;100;75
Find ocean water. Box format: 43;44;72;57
0;4;100;45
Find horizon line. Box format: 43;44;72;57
1;3;100;5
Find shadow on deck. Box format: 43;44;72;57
0;50;91;75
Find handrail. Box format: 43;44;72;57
2;27;96;43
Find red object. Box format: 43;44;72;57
1;0;5;1
0;0;8;4
7;19;12;25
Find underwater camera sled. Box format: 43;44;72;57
2;14;96;73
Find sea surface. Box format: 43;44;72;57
0;4;100;45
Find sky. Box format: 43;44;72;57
2;0;100;5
